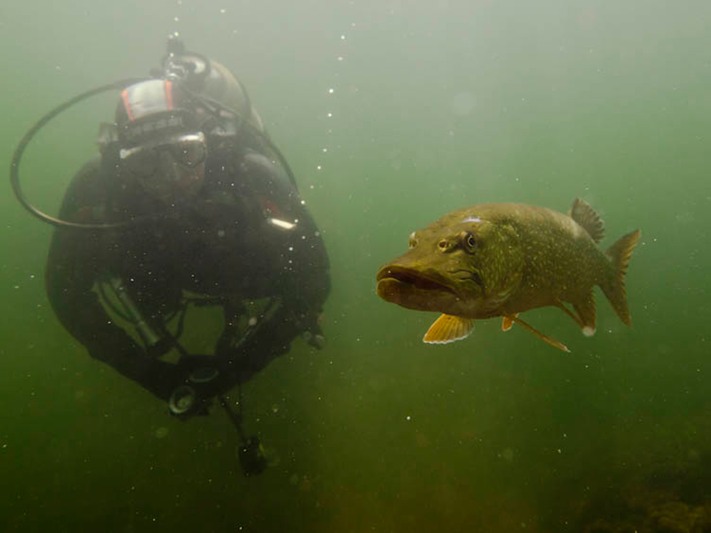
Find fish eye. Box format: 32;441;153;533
408;232;418;248
462;232;477;252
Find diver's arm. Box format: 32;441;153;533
46;246;183;401
45;161;185;401
218;303;309;384
219;182;330;385
240;148;331;315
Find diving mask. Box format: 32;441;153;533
119;132;207;201
120;132;206;173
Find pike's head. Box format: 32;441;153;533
376;210;523;317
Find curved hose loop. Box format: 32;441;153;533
11;76;300;230
9;78;148;230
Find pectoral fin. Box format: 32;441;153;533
423;314;474;344
507;315;571;353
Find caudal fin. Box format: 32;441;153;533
601;229;641;326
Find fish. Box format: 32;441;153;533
375;199;640;352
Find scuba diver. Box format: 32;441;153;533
18;38;330;474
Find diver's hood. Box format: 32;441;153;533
115;79;199;148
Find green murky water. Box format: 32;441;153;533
2;1;709;531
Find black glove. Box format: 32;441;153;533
302;323;326;349
87;332;186;402
144;335;175;358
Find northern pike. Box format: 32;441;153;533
376;199;640;352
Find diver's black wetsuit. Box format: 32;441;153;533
46;136;330;403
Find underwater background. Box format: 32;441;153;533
2;1;709;531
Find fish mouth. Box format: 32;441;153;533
376;265;457;296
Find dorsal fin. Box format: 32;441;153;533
569;198;605;243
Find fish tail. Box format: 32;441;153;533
601;229;641;326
